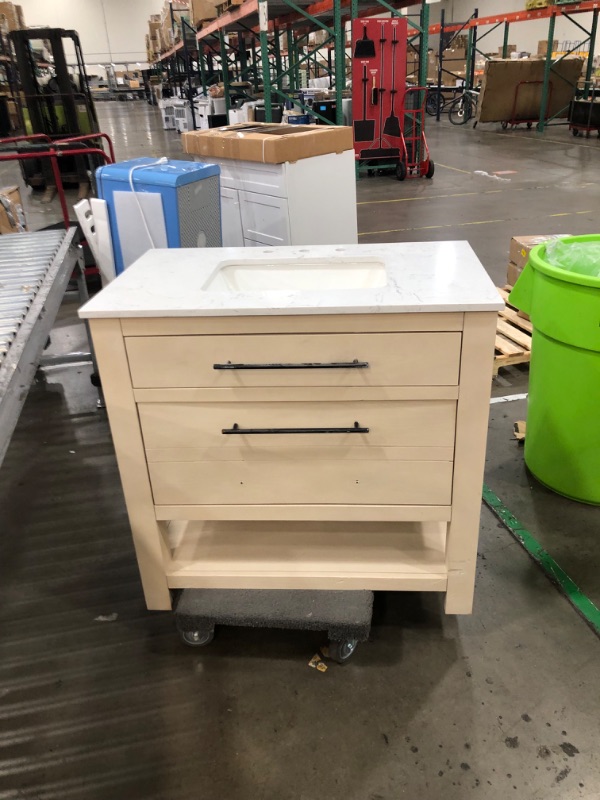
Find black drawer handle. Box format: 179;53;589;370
214;359;369;370
222;421;369;435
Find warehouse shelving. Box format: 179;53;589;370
432;2;599;131
153;0;429;125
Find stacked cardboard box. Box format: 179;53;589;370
161;1;189;50
148;15;163;59
0;2;24;32
507;235;561;287
537;39;558;56
189;0;218;28
425;48;467;84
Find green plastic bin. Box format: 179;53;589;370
509;234;600;505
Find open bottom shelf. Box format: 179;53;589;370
163;519;448;591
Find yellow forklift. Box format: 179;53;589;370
9;27;101;196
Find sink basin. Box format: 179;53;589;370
203;257;387;293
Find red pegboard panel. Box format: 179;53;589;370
351;17;407;161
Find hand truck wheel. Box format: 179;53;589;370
425;160;435;179
395;161;407;181
180;630;214;647
327;638;359;664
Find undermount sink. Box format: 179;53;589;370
202;257;388;293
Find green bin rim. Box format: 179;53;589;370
529;234;600;289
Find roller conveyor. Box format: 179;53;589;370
0;227;81;466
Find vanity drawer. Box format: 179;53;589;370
138;399;457;453
126;332;462;389
147;459;453;506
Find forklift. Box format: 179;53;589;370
9;28;103;197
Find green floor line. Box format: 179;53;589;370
482;484;600;637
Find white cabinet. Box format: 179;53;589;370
220;187;244;247
194;150;358;246
239;191;290;246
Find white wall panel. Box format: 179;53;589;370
17;0;160;64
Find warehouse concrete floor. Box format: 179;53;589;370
0;102;598;800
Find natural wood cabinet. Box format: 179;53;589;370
81;242;501;616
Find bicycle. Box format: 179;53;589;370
448;86;481;126
425;87;446;117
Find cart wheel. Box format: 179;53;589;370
395;161;407;181
572;128;580;137
328;639;358;664
180;630;214;647
425;160;435;179
501;121;508;130
527;122;533;129
368;169;374;176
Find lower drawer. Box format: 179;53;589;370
147;459;453;506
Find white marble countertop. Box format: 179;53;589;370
79;242;503;318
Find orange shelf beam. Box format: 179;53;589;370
428;1;600;34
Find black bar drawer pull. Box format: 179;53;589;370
213;359;369;370
222;421;369;435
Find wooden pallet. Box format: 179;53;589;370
494;286;533;375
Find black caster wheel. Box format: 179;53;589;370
395;161;407;181
425;160;435;179
180;630;214;647
501;121;508;130
527;122;533;129
328;639;358;664
90;372;102;388
367;169;374;176
572;128;580;137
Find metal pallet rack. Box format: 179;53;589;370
154;0;430;126
430;1;599;131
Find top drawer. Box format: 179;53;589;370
125;332;461;388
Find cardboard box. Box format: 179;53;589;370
509;234;563;271
538;39;558;56
189;0;218;25
507;261;522;287
0;186;27;234
0;1;22;31
182;122;354;164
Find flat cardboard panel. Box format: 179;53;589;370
183;123;354;164
477;57;583;123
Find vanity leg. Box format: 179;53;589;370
445;312;497;615
89;318;172;610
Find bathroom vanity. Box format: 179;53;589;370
80;243;502;615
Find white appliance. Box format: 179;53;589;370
193;150;357;247
159;97;176;130
173;98;194;133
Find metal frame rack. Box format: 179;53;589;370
430;2;599;132
154;0;430;126
0;229;83;468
